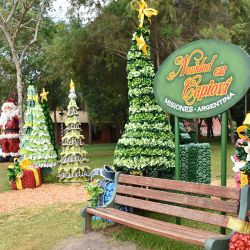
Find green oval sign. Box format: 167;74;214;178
154;39;250;118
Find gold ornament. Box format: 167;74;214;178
136;35;148;56
70;79;75;90
40;88;49;101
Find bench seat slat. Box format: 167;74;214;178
118;174;240;200
117;185;239;214
114;195;229;227
86;207;224;247
107;208;221;239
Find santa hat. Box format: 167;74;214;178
1;98;17;111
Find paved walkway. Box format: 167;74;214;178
52;232;136;250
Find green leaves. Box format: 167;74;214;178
85;180;104;208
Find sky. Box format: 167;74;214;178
49;0;71;21
49;0;113;23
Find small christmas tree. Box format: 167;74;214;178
58;80;89;182
20;95;57;168
40;88;58;157
20;84;36;151
114;1;175;178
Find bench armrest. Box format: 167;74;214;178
205;232;233;250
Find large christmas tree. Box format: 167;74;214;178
40;88;58;157
20;95;57;168
114;1;175;178
58;80;89;182
20;84;36;151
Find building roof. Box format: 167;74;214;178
50;110;89;123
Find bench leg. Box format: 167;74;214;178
81;207;92;234
205;232;233;250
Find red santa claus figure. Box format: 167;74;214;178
0;98;20;162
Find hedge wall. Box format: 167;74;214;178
180;143;211;184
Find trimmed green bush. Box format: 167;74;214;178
180;143;211;184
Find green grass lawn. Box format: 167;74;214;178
0;141;237;250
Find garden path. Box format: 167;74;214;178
52;232;136;250
0;183;87;212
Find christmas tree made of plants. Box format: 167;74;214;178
20;95;57;168
114;1;175;178
40;88;58;157
58;80;89;182
20;84;36;151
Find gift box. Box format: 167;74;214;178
11;167;42;190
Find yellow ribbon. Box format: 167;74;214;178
227;216;250;234
16;178;23;190
237;125;249;140
131;0;158;28
240;172;249;188
16;159;41;190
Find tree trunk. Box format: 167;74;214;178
53;109;58;144
228;110;235;145
15;61;23;130
155;28;160;69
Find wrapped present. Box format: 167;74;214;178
7;158;42;190
11;168;42;190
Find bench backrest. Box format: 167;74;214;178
114;174;242;228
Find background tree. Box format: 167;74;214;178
0;0;51;123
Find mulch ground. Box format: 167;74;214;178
0;183;88;213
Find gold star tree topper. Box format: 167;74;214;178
40;88;49;101
70;79;75;90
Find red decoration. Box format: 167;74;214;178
11;168;42;190
229;232;250;250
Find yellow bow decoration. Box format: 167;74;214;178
237;125;249;140
227;216;250;234
136;35;148;56
131;0;158;28
16;159;41;190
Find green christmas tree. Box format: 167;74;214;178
40;88;58;157
58;80;89;182
20;84;36;151
20;95;57;168
114;3;175;178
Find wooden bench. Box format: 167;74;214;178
81;174;250;250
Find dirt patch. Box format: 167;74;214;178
211;178;236;187
52;232;136;250
0;183;86;213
